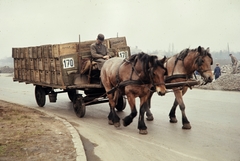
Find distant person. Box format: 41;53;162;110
229;54;239;74
213;63;221;80
90;34;114;70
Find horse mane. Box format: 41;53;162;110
128;52;161;77
175;47;213;64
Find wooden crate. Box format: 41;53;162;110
42;45;53;58
21;69;26;81
45;71;51;84
43;58;49;70
35;70;40;82
17;59;21;69
55;58;61;71
28;47;32;58
14;59;18;69
56;71;62;85
38;58;44;70
37;46;42;58
29;59;34;70
109;37;127;48
19;48;24;58
51;71;56;85
14;69;19;79
26;70;31;81
32;47;37;59
21;59;26;69
12;48;19;58
117;46;131;58
48;45;53;58
34;59;38;70
50;58;56;71
30;70;34;81
52;44;59;58
23;48;28;58
58;42;78;56
39;70;45;83
25;58;30;70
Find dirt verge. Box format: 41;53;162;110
0;100;76;161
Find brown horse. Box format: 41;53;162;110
146;46;213;129
100;52;167;134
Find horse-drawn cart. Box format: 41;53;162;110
12;36;201;118
12;36;130;117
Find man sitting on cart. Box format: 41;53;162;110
90;34;114;70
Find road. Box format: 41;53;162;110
1;74;240;161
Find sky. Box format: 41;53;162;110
0;0;240;59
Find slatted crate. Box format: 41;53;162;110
29;59;34;70
28;47;32;58
32;47;38;59
45;71;51;84
40;70;45;83
51;71;56;85
30;70;34;81
109;37;127;48
37;46;42;58
58;42;78;56
37;58;44;70
56;71;62;86
21;69;26;80
55;58;61;71
42;45;53;58
34;70;40;82
14;69;19;79
52;44;59;58
43;58;49;70
21;59;26;69
25;58;30;70
26;70;31;81
50;58;56;71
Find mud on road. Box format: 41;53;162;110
0;100;76;161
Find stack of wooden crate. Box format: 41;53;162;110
12;37;130;88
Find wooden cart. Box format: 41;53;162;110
12;36;130;117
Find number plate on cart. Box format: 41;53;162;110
62;58;74;69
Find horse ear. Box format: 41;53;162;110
206;47;210;53
198;46;202;53
159;56;166;64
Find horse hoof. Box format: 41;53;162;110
146;115;154;121
169;117;178;123
108;120;113;125
182;123;191;129
139;129;148;135
114;122;121;127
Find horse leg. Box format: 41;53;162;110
122;94;137;127
146;92;154;121
138;100;148;135
107;92;120;127
169;98;178;123
173;88;191;129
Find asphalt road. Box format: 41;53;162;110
1;74;240;161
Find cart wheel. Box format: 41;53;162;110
68;90;76;102
73;95;86;118
35;85;46;107
115;95;126;111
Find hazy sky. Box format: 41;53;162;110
0;0;240;59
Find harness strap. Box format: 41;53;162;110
165;74;193;83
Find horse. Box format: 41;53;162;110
146;46;213;129
100;52;167;134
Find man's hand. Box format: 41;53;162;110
103;55;110;60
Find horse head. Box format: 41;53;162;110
149;56;167;96
195;46;213;84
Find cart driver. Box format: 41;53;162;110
90;34;114;70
